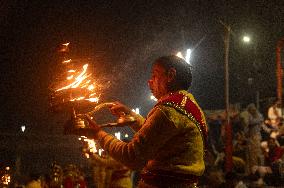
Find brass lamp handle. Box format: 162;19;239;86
87;102;115;115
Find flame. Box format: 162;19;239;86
86;97;99;103
56;64;90;91
80;137;98;154
59;42;70;52
98;149;104;156
67;75;74;80
63;59;72;64
1;167;11;185
55;62;100;103
63;42;70;46
88;84;95;90
80;132;120;158
85;153;90;158
85;138;98;153
70;97;85;101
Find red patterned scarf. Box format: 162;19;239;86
156;92;208;149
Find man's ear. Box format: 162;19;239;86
167;68;176;82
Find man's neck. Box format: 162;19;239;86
158;90;181;102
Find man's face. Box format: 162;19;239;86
268;138;276;149
248;107;257;115
148;64;169;99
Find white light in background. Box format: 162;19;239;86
185;49;192;64
115;132;121;140
124;134;129;138
21;125;26;133
176;48;191;64
150;95;157;101
85;153;90;159
132;108;140;115
98;149;104;156
243;36;251;43
176;52;183;59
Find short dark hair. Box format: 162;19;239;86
154;55;192;90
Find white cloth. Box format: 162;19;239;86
268;106;283;127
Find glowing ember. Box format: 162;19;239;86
63;42;70;46
63;59;72;64
80;132;121;158
59;42;70;52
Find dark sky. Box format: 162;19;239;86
1;0;284;134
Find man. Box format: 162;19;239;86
90;152;132;188
73;55;208;187
263;137;284;186
240;103;263;175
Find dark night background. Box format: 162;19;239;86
0;0;284;180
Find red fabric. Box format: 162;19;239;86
269;147;284;163
63;177;74;188
77;179;87;188
157;92;207;141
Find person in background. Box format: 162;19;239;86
262;137;284;186
25;174;41;188
91;150;132;188
49;162;63;188
265;137;284;166
267;98;283;129
240;103;264;175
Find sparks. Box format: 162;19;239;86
62;59;72;64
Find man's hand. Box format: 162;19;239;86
83;114;101;133
65;114;101;138
108;101;132;117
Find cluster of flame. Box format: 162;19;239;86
79;132;122;159
79;136;103;158
52;42;100;106
0;167;11;186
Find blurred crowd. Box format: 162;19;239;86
203;99;284;187
10;163;87;188
4;137;137;188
